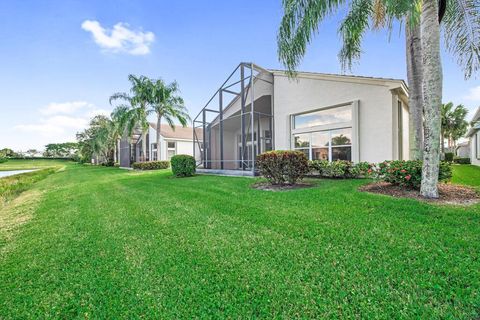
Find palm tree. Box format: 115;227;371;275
150;79;189;160
441;102;469;152
110;75;152;162
277;0;480;198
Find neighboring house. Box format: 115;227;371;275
466;107;480;166
193;62;409;175
455;141;470;158
118;124;203;168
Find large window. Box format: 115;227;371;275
294;128;351;161
292;104;354;162
293;105;352;129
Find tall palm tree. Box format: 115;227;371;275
277;0;480;198
110;75;152;162
441;102;469;152
150;79;189;160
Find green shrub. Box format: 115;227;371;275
454;157;471;164
444;152;454;162
171;155;196;177
0;157;8;164
256;150;309;185
132;161;170;170
375;160;452;189
310;160;374;178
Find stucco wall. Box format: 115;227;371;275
273;73;406;163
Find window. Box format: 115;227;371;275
167;141;176;159
294;128;352;161
293;105;352;129
151;143;158;161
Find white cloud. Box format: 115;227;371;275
81;20;155;55
13;101;111;150
464;86;480;102
40;101;94;115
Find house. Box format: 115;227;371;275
466;107;480;166
455;141;470;158
193;62;409;175
118;123;202;168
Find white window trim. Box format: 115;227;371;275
290;100;360;162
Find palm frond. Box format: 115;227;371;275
443;0;480;79
278;0;346;74
338;0;372;71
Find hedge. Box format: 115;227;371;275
0;157;7;164
444;152;454;162
132;161;170;170
257;150;309;185
171;155;196;177
454;157;471;164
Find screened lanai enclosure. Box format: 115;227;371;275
193;63;274;174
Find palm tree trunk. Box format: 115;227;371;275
406;19;424;160
441;130;445;154
156;115;162;161
420;0;443;198
114;139;118;163
142;132;147;162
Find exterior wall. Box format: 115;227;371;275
273;73;406;163
470;132;480;166
456;145;470;158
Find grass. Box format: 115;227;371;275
0;158;71;171
0;159;69;206
452;164;480;187
0;161;479;318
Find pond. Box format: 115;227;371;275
0;170;36;178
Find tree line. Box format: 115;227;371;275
76;75;189;164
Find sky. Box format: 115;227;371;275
0;0;479;151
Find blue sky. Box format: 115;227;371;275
1;0;479;151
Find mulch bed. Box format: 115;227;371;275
359;182;480;205
252;182;315;192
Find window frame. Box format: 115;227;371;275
291;101;358;162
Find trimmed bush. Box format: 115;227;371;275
444;152;454;162
132;161;170;170
256;150;309;185
310;160;374;178
454;157;471;164
0;157;7;164
375;160;452;189
171;155;196;177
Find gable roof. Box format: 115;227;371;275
269;69;408;95
149;123;203;141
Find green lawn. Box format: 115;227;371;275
452;164;480;187
0;158;71;170
0;161;479;318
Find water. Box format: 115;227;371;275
0;170;36;178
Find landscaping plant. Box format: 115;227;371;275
257;150;309;185
376;160;452;189
132;161;170;170
170;155;196;177
310;160;374;179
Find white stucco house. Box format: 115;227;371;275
193;62;409;175
466;107;480;166
118;123;202;168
